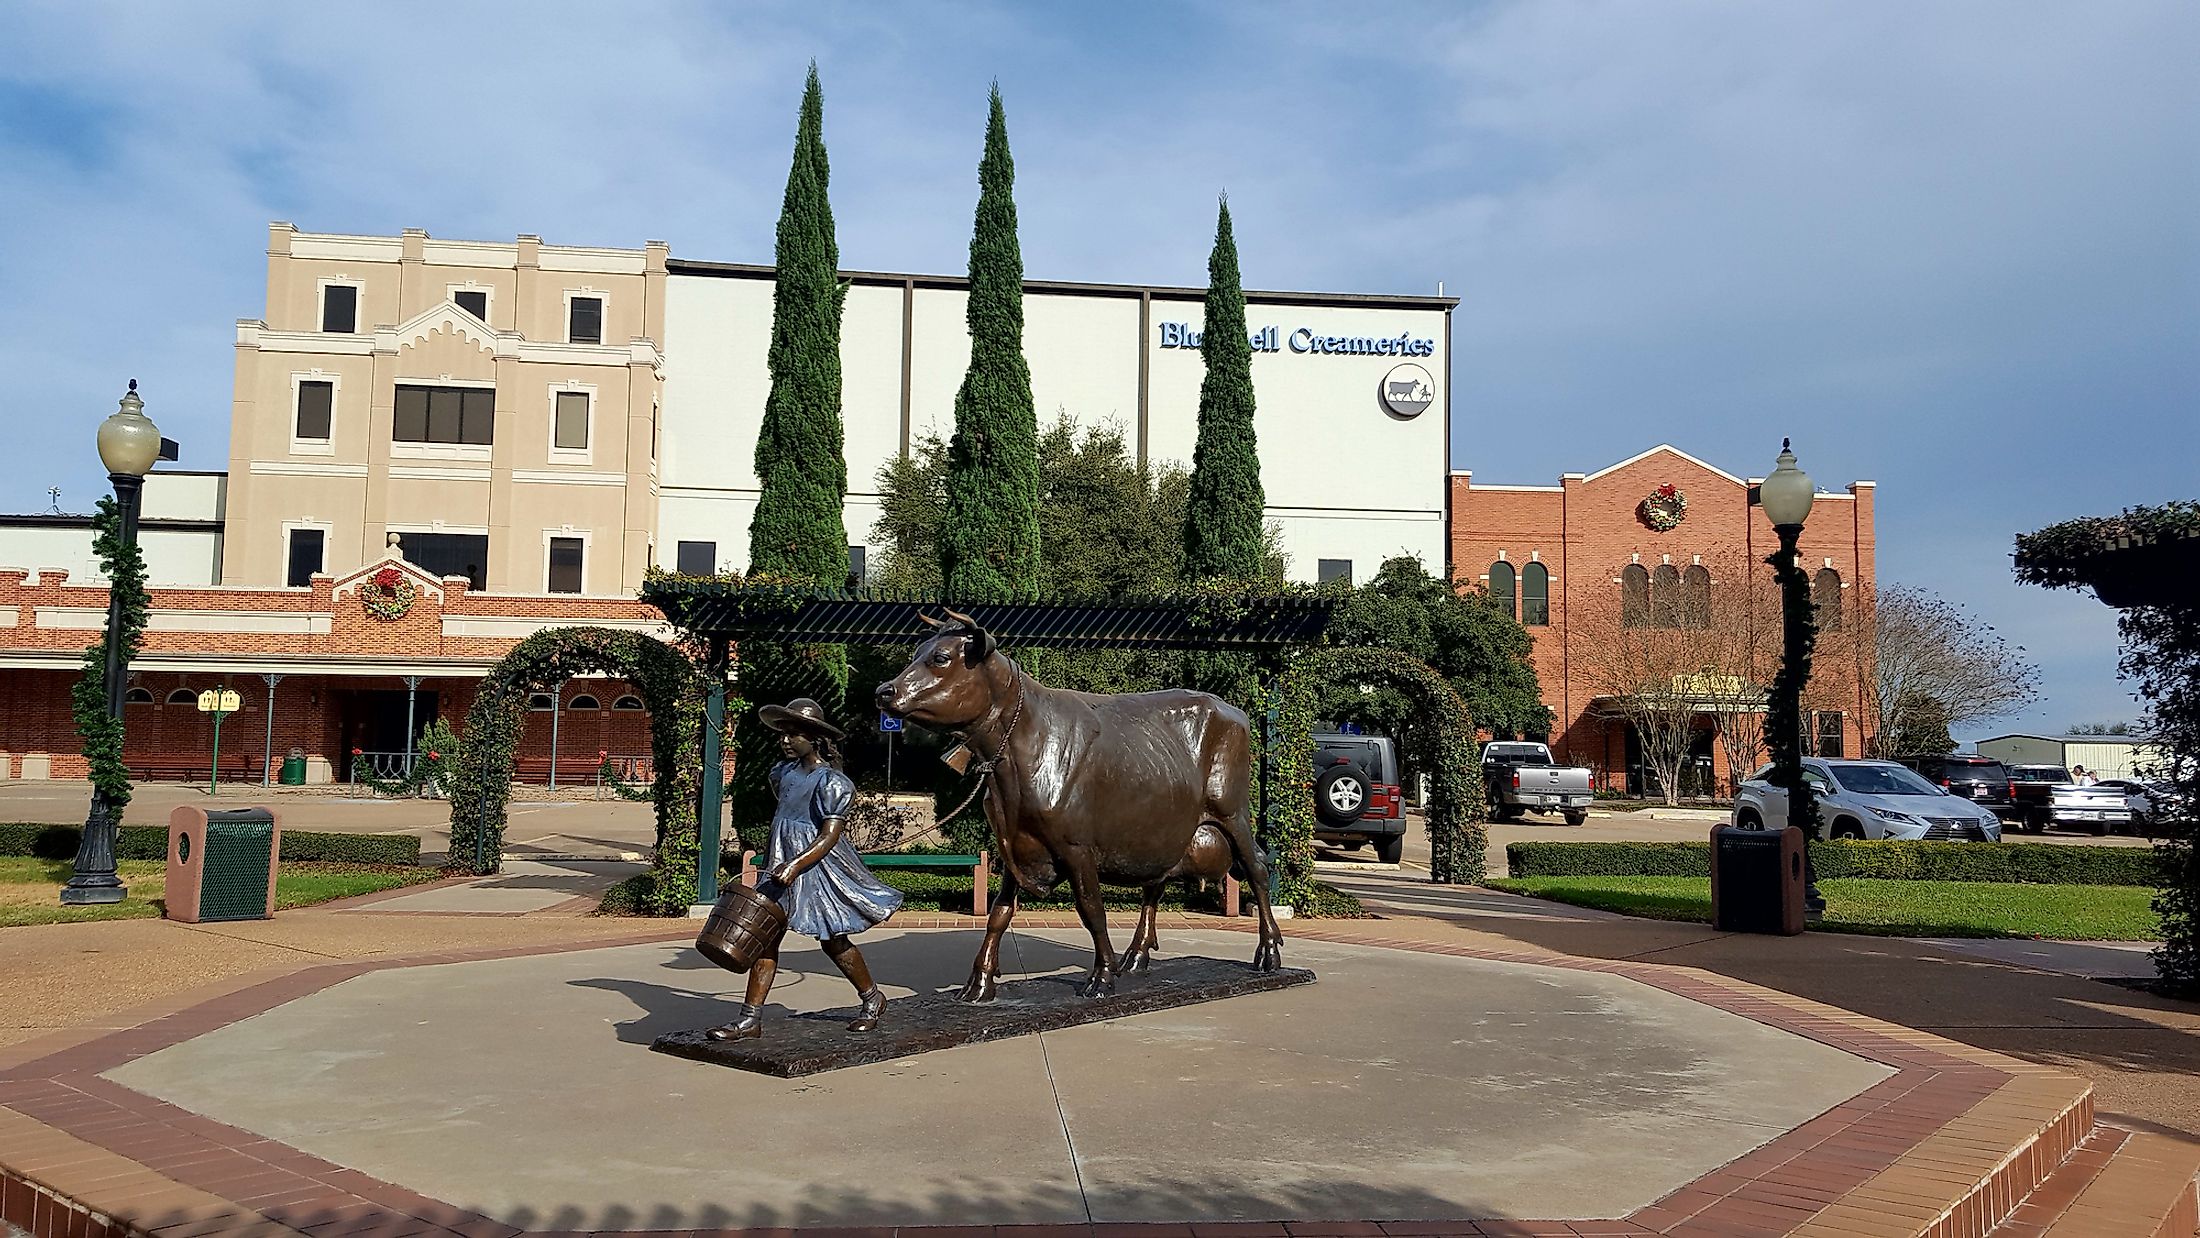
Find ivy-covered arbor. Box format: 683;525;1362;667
641;574;1490;912
448;627;704;914
2017;501;2200;995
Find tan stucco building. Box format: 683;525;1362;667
223;224;668;595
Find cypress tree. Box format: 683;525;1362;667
938;84;1041;601
735;64;850;850
747;61;850;586
1181;196;1268;582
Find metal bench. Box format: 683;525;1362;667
741;848;990;915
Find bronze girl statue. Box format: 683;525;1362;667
706;698;902;1041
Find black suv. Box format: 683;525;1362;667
1311;733;1407;864
1897;754;2014;821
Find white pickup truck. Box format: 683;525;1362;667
1480;741;1595;826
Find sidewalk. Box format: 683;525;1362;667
1330;869;2200;1138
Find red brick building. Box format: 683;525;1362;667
0;549;660;786
1451;445;1876;795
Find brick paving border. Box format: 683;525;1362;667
0;918;2136;1238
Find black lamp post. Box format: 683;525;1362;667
61;381;162;906
1758;439;1826;918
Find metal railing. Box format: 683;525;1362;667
349;750;414;782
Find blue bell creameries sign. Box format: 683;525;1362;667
1157;322;1437;358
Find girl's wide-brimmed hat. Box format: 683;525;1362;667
758;697;845;742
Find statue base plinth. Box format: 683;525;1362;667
651;955;1314;1077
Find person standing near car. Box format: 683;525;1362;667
2074;765;2097;785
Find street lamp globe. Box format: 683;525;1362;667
1760;438;1814;528
96;380;162;478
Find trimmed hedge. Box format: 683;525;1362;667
1506;839;2166;887
0;823;421;866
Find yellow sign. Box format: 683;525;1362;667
196;689;242;714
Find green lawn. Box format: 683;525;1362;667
1487;875;2160;941
0;857;443;928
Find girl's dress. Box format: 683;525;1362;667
754;759;902;940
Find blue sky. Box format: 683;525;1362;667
1;2;2194;740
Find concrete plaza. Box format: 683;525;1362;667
101;928;1889;1229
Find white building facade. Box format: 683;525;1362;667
657;262;1455;586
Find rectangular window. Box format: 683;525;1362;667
321;284;358;333
393;384;494;445
568;296;603;344
453;289;488;321
675;540;716;575
547;537;584;594
404;533;487;590
294;381;333;441
1813;711;1846;758
1318;558;1353;585
848;544;867;588
553;391;590;451
285;528;324;588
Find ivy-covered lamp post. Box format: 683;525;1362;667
63;381;162;905
1757;439;1826;918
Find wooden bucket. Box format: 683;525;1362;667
694;883;788;974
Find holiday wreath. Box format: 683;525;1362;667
360;566;416;620
1639;483;1688;532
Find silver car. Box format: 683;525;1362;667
1734;759;2005;842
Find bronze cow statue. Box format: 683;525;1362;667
875;609;1285;1000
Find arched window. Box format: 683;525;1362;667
1651;564;1682;629
526;693;556;711
1814;568;1843;630
567;694;600;711
1621;564;1650;628
1521;563;1550;626
125;687;155;704
612;694;645;711
165;689;197;706
1682;565;1712;629
1488;561;1515;618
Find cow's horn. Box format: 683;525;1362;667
943;606;978;627
917;611;944;629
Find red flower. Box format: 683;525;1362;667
425;751;439;761
598;749;609;759
351;747;363;755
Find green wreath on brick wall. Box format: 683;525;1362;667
447;626;707;914
1269;646;1487;897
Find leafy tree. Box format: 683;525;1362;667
736;64;852;848
746;61;849;588
1181;197;1267;583
2067;720;2136;736
1319;556;1549;786
939;85;1041;601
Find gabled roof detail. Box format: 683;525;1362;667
1581;444;1746;487
381;303;512;359
329;552;447;604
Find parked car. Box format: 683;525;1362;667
1311;732;1408;864
1480;741;1594;826
1732;759;2004;842
2097;779;2176;835
1894;754;2016;822
2005;764;2072;833
2047;781;2135;835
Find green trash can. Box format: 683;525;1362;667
279;747;307;786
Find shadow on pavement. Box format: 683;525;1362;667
570;930;1101;1046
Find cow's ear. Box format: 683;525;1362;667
963;627;997;666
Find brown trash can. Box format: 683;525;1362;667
167;805;282;923
1709;823;1806;935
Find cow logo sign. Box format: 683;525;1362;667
1379;363;1436;418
